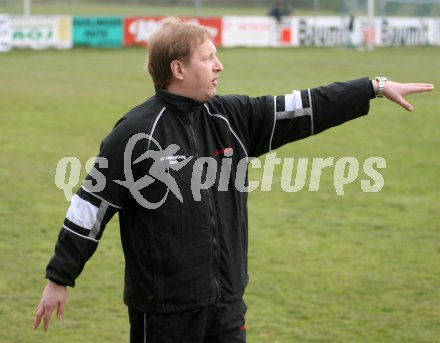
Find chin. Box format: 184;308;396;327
209;89;217;98
200;93;216;102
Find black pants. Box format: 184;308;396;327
128;298;247;343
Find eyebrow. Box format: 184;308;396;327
203;51;216;59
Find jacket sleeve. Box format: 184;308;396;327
269;77;374;152
45;187;120;287
46;115;148;287
223;77;374;157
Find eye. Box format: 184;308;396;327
204;53;215;61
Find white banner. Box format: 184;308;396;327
295;17;352;47
278;16;440;47
11;16;72;50
435;18;440;45
222;16;274;47
273;18;295;47
0;14;11;52
377;17;435;46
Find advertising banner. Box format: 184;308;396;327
124;17;222;47
0;14;11;52
73;16;122;48
345;15;369;48
276;19;294;47
426;18;440;45
2;15;439;51
295;17;350;47
435;18;440;45
11;16;72;49
377;17;436;46
222;16;273;47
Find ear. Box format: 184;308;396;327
170;60;184;81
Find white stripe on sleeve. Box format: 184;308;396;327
65;194;98;231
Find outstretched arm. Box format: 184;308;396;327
33;280;67;331
372;79;434;112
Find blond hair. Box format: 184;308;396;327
147;18;213;90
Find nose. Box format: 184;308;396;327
214;56;223;72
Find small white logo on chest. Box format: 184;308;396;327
160;155;187;165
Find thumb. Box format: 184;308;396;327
389;93;413;112
399;97;413;112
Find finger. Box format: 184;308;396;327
43;305;54;332
33;304;44;329
399;97;413;112
408;83;434;88
406;83;435;94
57;301;65;320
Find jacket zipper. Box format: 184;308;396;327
188;110;222;301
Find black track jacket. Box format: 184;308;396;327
46;78;375;313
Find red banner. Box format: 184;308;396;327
123;17;222;47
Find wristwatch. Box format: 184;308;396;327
375;76;388;98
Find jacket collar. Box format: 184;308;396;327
155;88;205;113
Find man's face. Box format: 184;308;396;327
182;39;223;102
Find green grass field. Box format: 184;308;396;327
1;44;439;343
0;2;338;17
3;1;439;17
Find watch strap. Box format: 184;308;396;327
375;76;387;98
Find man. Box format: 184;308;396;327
269;2;285;23
33;18;434;342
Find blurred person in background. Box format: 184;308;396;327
269;1;285;23
269;1;294;23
